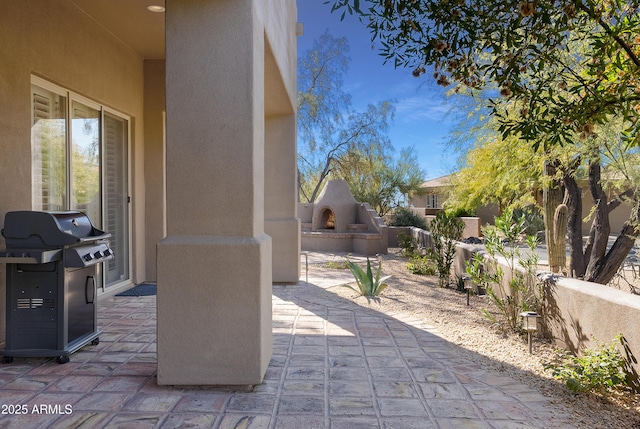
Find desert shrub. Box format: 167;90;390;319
513;206;545;236
426;211;464;287
398;232;419;257
406;255;436;275
448;207;475;218
465;208;540;331
388;207;427;229
544;335;628;394
327;254;351;269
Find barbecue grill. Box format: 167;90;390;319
0;211;113;363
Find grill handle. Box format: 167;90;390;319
85;276;96;304
78;231;111;242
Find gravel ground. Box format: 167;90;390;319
319;248;640;429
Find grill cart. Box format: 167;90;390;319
0;211;113;364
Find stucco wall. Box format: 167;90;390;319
256;0;297;109
453;242;640;379
0;0;147;333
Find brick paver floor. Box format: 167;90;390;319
0;252;575;428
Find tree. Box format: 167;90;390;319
328;0;640;148
335;146;425;216
298;32;397;203
447;126;543;214
329;0;640;284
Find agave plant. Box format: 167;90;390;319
344;258;391;297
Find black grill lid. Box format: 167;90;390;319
1;211;110;249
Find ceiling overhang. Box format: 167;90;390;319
69;0;166;59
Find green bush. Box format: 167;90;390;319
344;258;391;297
465;209;540;331
406;255;436;275
398;232;419;257
448;207;475;218
513;206;545;236
388;207;427;229
327;254;351;269
544;335;628;394
426;211;464;288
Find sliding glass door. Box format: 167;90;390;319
31;77;131;290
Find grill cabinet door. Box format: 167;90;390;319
66;266;97;344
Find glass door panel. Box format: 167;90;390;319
104;112;130;286
70;101;101;225
31;86;67;211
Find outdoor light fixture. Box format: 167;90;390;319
376;253;383;269
521;311;540;354
147;5;165;13
463;275;474;306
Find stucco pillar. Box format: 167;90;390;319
265;114;300;283
157;0;272;385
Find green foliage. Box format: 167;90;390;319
406;255;436;275
397;232;420;257
447;132;543;215
340;146;425;216
465;209;540;331
327;256;351;270
544;335;629;394
388;207;427;229
297;32;398;203
344;258;391;297
447;207;475;218
426;211;464;287
513;207;545;236
328;0;640;149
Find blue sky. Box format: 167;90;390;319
296;0;457;180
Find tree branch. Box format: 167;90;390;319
578;2;640;68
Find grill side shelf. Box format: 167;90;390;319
0;249;62;264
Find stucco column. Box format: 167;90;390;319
265;114;300;283
157;0;272;385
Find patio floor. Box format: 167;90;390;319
0;253;574;429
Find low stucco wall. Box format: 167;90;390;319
453;241;640;380
387;226;433;250
302;231;387;255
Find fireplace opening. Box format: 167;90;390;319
320;208;335;229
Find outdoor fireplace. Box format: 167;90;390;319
311;180;356;233
320;208;335;229
300;180;388;255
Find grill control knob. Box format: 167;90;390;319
103;249;112;257
83;253;93;262
94;251;103;259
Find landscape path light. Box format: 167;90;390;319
376;253;383;269
521;311;540;354
463;275;474;306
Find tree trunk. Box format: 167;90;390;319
587;203;640;284
563;174;585;277
554;156;639;284
584;161;611;280
543;161;566;273
309;156;334;203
